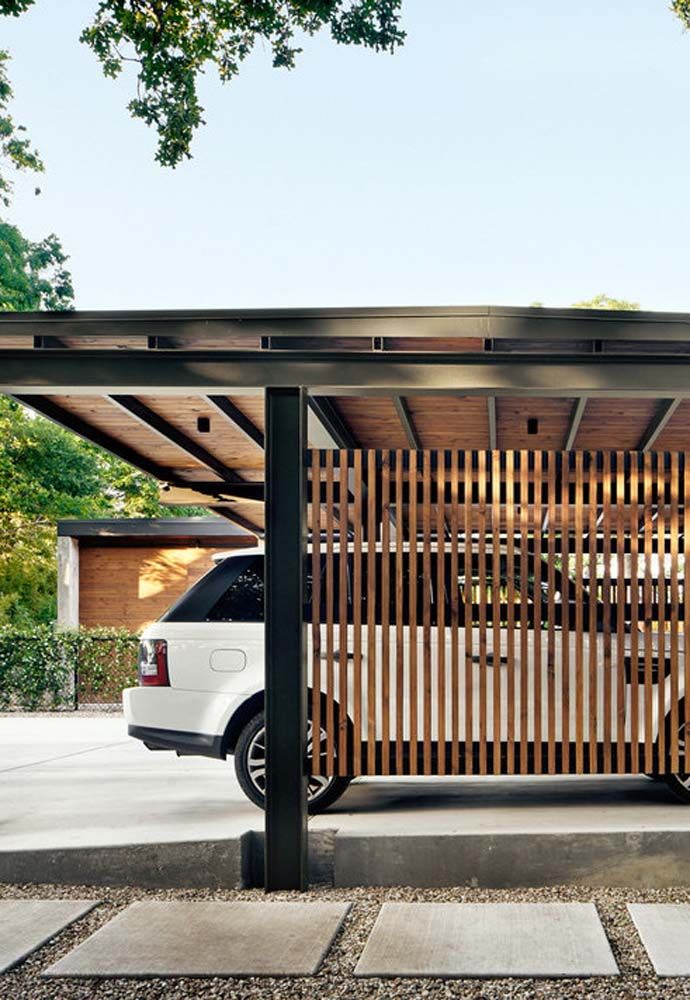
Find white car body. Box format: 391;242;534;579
124;545;681;762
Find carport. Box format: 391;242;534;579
2;304;690;890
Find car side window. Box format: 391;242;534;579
206;556;264;622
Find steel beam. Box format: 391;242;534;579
638;398;681;451
394;397;421;449
9;350;690;396
207;395;264;449
109;395;244;483
565;397;587;450
264;387;308;891
207;505;263;536
487;397;497;449
308;396;359;448
5;304;690;342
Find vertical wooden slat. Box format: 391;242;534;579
409;450;419;775
685;452;690;773
629;454;640;775
325;451;336;774
338;450;349;776
505;451;516;775
561;451;571;773
643;451;654;773
492;450;502;775
602;451;612;774
519;450;530;774
656;453;667;774
670;451;680;775
546;451;557;774
311;451;322;776
352;450;363;775
394;449;404;775
464;451;474;775
533;451;543;774
380;451;391;776
588;452;599;773
574;451;585;773
616;451;626;773
450;450;460;774
422;450;433;774
478;450;488;774
437;453;447;775
366;450;377;775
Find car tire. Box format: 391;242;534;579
234;710;352;814
662;700;690;803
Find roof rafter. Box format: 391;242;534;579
638;398;681;451
394;397;421;449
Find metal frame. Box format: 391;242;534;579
264;387;308;891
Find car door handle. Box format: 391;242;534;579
321;651;355;660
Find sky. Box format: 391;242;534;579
3;0;690;312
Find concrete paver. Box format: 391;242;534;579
354;902;619;978
44;900;351;978
0;899;98;973
628;904;690;976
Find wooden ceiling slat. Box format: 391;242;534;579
406;397;490;449
332;397;408;448
573;398;659;450
652;399;690;451
497;397;575;450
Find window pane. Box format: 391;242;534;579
206;556;264;622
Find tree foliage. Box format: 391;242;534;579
0;396;204;625
1;1;404;167
673;2;690;28
572;293;640;311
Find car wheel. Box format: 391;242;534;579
663;701;690;803
234;711;352;814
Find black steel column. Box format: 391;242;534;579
264;386;308;891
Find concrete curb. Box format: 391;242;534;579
334;829;690;888
4;828;690;890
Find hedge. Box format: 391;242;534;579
0;626;139;710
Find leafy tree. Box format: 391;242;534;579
673;2;690;28
572;294;640;311
0;48;74;310
1;1;405;167
0;396;205;625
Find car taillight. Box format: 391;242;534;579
138;639;169;687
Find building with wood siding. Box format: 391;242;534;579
57;518;254;632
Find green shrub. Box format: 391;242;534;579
0;625;139;710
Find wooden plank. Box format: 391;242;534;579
325;450;336;774
561;450;571;773
409;450;419;775
532;451;543;775
338;451;349;775
588;452;599;773
602;451;613;774
464;451;474;776
367;450;377;775
643;451;654;773
381;450;391;776
629;453;640;774
670;451;680;775
616;451;626;773
478;449;488;774
450;450;460;774
492;450;502;775
395;449;404;775
546;451;557;774
685;452;690;774
352;450;363;775
422;450;433;774
505;450;516;775
311;450;322;776
656;453;667;773
436;453;447;775
574;451;585;773
519;450;530;775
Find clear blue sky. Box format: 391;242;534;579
3;1;690;311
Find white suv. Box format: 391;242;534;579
124;545;689;812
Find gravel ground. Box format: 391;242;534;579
3;882;690;1000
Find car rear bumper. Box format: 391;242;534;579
127;724;225;758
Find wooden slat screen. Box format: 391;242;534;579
308;450;688;777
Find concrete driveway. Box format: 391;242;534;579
2;713;690;853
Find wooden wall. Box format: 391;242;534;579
78;544;239;632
